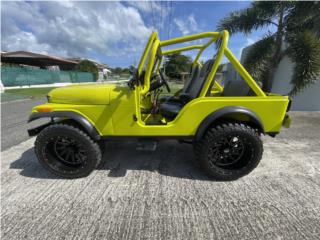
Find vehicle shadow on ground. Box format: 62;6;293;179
10;148;60;179
10;141;212;181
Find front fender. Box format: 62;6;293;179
28;111;101;140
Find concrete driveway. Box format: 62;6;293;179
1;98;46;151
1;112;320;239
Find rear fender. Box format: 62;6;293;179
195;106;264;141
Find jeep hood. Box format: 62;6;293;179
48;83;128;105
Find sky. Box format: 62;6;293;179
1;1;275;68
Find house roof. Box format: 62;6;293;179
67;57;109;69
1;51;78;67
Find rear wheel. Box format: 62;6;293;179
195;123;263;181
35;124;101;178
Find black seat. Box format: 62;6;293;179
160;59;214;120
222;80;262;96
222;80;250;96
180;64;201;94
159;64;201;103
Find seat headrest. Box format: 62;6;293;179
222;80;250;96
199;59;214;77
190;64;200;76
181;64;201;93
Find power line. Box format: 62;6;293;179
149;0;156;32
168;1;173;39
160;1;163;39
167;1;170;39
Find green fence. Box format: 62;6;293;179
1;66;94;87
107;73;130;81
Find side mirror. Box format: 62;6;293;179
128;66;138;90
129;65;137;75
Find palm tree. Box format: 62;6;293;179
217;1;320;95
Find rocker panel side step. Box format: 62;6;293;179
136;139;158;151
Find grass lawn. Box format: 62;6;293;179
1;87;56;102
5;87;56;98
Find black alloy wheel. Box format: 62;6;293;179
208;135;245;169
53;136;87;166
35;124;101;178
194;123;263;181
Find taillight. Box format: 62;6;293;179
286;99;292;112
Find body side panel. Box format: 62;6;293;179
32;95;289;137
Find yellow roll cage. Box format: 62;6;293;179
136;30;266;98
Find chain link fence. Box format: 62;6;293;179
1;66;94;87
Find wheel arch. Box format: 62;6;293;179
195;106;264;141
28;111;101;140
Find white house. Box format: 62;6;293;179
270;56;320;111
237;45;320;111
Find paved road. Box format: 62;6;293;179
1;99;46;151
1;112;320;239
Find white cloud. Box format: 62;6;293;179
2;31;67;57
127;1;161;13
127;1;172;37
246;38;256;45
188;15;198;32
174;14;199;35
1;1;152;62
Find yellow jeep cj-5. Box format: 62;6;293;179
28;30;291;180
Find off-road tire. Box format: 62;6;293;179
194;123;263;181
96;141;107;168
35;124;101;178
98;141;106;155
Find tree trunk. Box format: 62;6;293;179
262;8;284;93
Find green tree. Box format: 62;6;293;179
121;68;130;74
218;1;320;95
164;53;192;79
77;60;99;81
113;67;122;74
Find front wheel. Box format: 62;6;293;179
35;124;101;178
194;123;263;181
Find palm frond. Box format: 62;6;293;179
285;1;320;37
252;1;286;20
287;30;320;95
242;34;276;84
217;2;278;35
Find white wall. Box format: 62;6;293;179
272;56;320;111
240;45;320;111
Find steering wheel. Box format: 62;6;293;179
159;69;171;93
